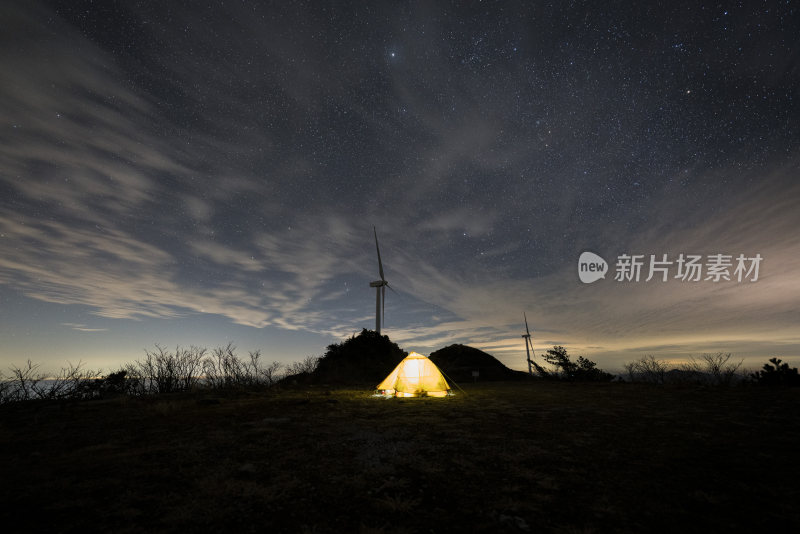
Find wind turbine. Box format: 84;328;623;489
522;312;535;375
369;227;390;334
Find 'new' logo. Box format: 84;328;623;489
578;252;608;283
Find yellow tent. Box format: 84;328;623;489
376;351;451;397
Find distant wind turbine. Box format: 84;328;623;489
522;312;535;375
369;227;392;334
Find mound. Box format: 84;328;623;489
429;344;530;382
283;335;528;388
291;329;407;386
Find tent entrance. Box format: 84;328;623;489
375;352;451;398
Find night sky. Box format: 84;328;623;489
1;1;799;373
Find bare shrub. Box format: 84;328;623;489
679;353;743;386
2;343;283;403
0;370;10;404
3;360;101;401
127;345;206;394
123;363;148;396
8;359;42;401
202;344;282;389
701;352;743;386
258;359;283;386
203;343;244;389
676;358;704;384
623;362;635;382
247;350;282;386
31;361;101;400
624;355;668;384
285;355;319;376
99;369;133;397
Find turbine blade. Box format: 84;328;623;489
382;284;386;328
524;312;531;336
386;282;398;295
374;226;385;281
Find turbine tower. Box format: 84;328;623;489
522;312;535;375
369;227;390;334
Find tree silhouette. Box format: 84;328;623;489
750;358;800;386
303;329;407;384
538;346;613;381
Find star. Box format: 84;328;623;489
0;0;796;376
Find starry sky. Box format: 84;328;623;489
1;0;799;374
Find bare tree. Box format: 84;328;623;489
259;360;283;386
680;353;743;386
4;360;101;401
700;352;743;386
285;355;319;376
202;344;282;389
0;370;10;404
30;361;100;400
203;343;244;389
243;349;282;387
624;355;668;384
2;343;283;403
129;345;205;394
123;362;148;396
8;360;42;401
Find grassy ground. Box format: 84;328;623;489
1;381;799;533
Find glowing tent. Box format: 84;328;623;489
376;351;451;397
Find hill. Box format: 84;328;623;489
429;344;531;382
291;329;406;386
283;334;528;388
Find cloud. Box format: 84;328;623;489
61;323;108;333
0;1;797;371
0;3;367;333
393;162;800;365
0;210;372;332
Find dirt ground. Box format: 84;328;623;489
2;381;798;533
